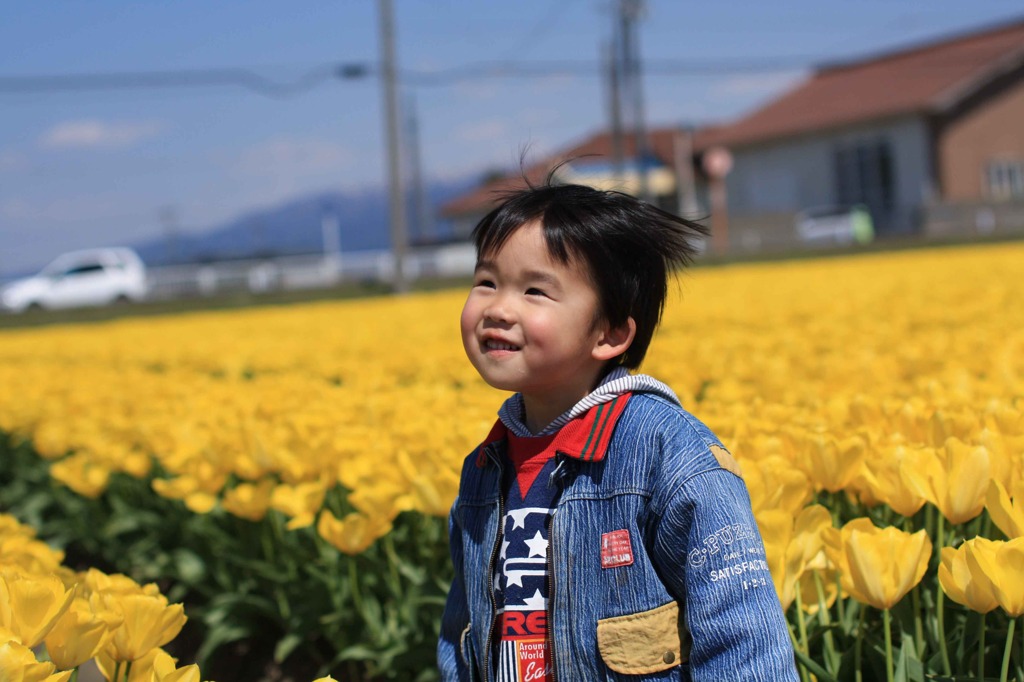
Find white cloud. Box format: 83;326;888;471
39;120;166;150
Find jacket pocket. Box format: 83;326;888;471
597;601;686;675
459;623;478;681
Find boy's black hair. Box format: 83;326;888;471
471;177;709;369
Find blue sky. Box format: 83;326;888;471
1;1;1021;276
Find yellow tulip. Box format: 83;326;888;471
0;640;73;682
965;537;1024;617
95;646;168;682
825;518;931;610
221;478;275;522
856;445;926;518
938;540;999;613
48;453;111;499
271;480;328;530
800;433;866;493
152;650;201;682
929;409;980;447
43;597;122;671
784;506;833;610
0;514;35;540
317;510;393;555
98;592;187;662
0;570;75;648
986;479;1024;539
151;461;226;515
823;517;875;604
0;535;65;576
900;437;991;524
80;569;160;600
743;456;813;517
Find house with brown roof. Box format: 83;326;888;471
441;17;1024;252
439;126;725;242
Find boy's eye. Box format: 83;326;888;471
525;287;547;297
474;279;496;289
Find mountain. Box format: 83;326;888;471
133;177;477;267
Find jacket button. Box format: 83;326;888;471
663;651;676;664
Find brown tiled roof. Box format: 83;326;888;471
711;18;1024;148
440;125;728;218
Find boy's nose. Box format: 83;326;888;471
483;297;514;324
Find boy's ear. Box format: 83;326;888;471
592;317;636;361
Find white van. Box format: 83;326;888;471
0;248;148;312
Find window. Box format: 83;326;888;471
986;159;1024;200
61;263;106;277
834;140;895;211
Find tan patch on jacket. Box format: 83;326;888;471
710;444;743;478
597;601;687;674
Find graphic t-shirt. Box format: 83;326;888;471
483;379;648;681
495;432;559;682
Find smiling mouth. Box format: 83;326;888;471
484;339;520;351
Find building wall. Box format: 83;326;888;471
939;77;1024;200
725;116;934;235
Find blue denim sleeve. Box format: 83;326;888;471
438;499;474;682
650;468;800;682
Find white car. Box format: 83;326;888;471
1;248;148;312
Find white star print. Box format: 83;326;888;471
524;531;548;558
505;568;546;587
521;589;548;611
507;507;553;530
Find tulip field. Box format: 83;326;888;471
2;241;1023;681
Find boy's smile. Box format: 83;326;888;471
461;221;628;434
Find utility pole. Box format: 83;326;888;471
405;90;432;245
609;0;649;202
158;205;181;265
605;40;625;186
620;0;650;203
378;0;409;292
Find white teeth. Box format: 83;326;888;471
485;340;518;351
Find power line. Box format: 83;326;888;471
0;56;824;97
0;64;352;98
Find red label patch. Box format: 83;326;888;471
601;530;634;569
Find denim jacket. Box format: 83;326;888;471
438;390;799;681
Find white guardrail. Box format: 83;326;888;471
144;242;477;300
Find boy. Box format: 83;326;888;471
439;182;798;681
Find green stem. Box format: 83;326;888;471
814;570;839;673
979;613;986;682
123;661;132;682
348;556;365;619
855;606;867;682
70;669;79;682
789;626;812;682
902;517;927;658
884;609;894;682
383;532;402;593
912;585;926;660
794;583;810;658
937;513;952;676
113;662;122;682
1001;618;1016;682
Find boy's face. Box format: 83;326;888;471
461;221;615;422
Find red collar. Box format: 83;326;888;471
476;393;632;466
